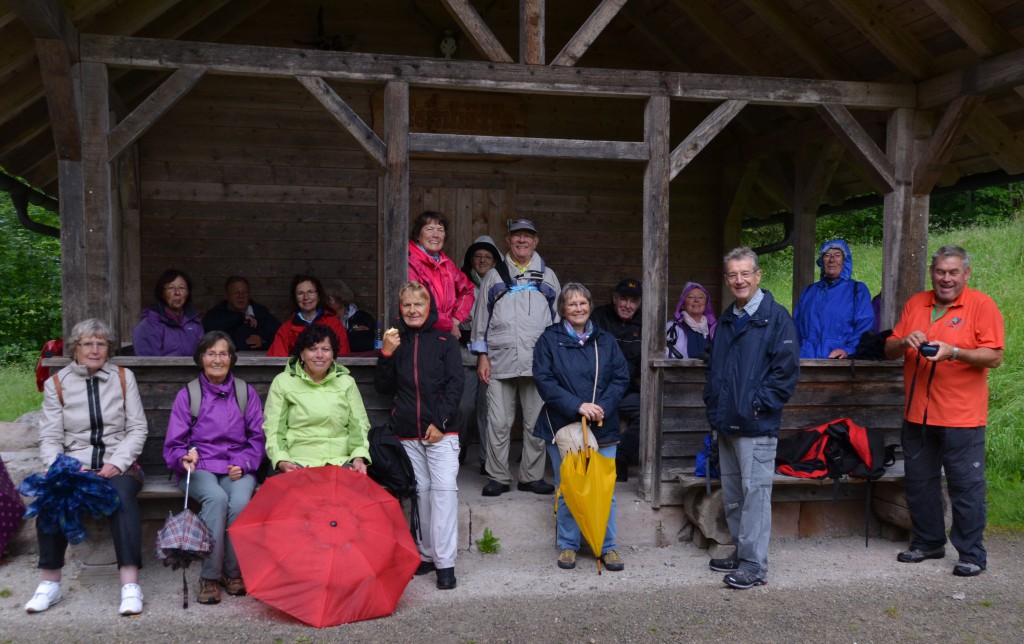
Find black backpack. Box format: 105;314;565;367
367;423;420;540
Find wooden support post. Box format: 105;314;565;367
641;95;670;507
381;81;409;325
791;147;815;307
119;143;142;343
881;108;931;329
60;62;120;339
520;0;544;65
792;140;845;305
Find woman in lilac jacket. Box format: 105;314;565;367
163;331;265;605
132;268;204;356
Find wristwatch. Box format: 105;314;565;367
951;346;959;361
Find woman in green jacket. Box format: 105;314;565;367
263;325;371;473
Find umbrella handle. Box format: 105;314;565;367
183;467;191;510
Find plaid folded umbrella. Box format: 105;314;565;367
18;454;121;545
0;454;26;554
155;468;215;608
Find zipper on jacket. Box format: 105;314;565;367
86;377;106;470
414;334;423;439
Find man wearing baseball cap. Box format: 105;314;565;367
469;218;561;497
591;278;643;481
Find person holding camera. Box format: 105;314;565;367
884;246;1004;577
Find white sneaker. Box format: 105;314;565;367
119;583;143;616
25;581;62;613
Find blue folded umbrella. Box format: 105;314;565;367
18;454;122;545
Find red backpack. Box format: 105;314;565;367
775;418;889;481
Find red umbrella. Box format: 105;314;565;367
228;466;420;628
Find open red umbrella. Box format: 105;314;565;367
228;466;420;628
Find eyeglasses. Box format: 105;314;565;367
79;341;108;350
296;289;317;298
822;252;844;261
725;271;756;282
203;352;231;360
422;226;445;234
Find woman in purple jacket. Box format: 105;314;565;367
132;268;204;356
163;331;265;605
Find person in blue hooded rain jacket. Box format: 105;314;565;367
792;239;874;359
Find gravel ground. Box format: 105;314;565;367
2;532;1022;643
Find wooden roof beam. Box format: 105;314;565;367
671;0;770;76
440;0;513;63
742;0;860;80
913;94;985;195
107;67;205;161
922;0;1019;57
81;35;916;109
828;0;934;79
520;0;544;65
670;99;747;180
963;106;1024;175
409;132;648;161
550;0;628;67
35;39;81;161
5;0;79;60
297;75;386;170
817;103;896;193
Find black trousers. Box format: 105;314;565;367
902;422;987;568
617;391;641;464
37;473;143;570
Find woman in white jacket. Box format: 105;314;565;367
26;318;149;617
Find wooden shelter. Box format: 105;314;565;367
5;0;1024;506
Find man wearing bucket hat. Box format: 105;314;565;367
470;219;560;497
591;278;643;482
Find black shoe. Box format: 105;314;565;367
414;560;436;576
953;561;984;577
615;458;628;482
709;556;739;572
517;479;555;495
482;479;510;496
897;546;945;563
479;462;487;476
436;567;457;590
723;570;766;589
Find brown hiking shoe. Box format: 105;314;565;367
557;549;577;569
601;550;625;572
221;576;247;596
197;578;221;604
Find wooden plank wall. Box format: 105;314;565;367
137;74;725;327
658;360;905;494
113;357;391;478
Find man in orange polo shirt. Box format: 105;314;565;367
884;246;1004;577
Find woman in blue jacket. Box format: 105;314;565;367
792;239;874;359
533;283;630;572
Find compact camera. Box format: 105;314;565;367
919;343;939;357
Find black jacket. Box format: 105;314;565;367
203;299;281;351
373;299;464;440
703;290;800;437
590;303;642;394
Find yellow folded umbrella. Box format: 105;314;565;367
557;418;616;573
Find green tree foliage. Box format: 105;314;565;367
0;194;62;364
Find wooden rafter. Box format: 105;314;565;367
4;0;79;60
81;35;915;109
669;99;747;180
962;107;1024;176
35;39;81;161
671;0;770;76
107;67;205;161
297;75;386;170
742;0;860;80
440;0;512;63
828;0;933;79
913;94;985;195
922;0;1019;57
816;103;895;193
550;0;628;68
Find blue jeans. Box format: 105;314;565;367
718;435;776;577
180;470;257;580
902;422;987;567
547;442;617;555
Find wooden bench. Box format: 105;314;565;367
672;461;913;553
